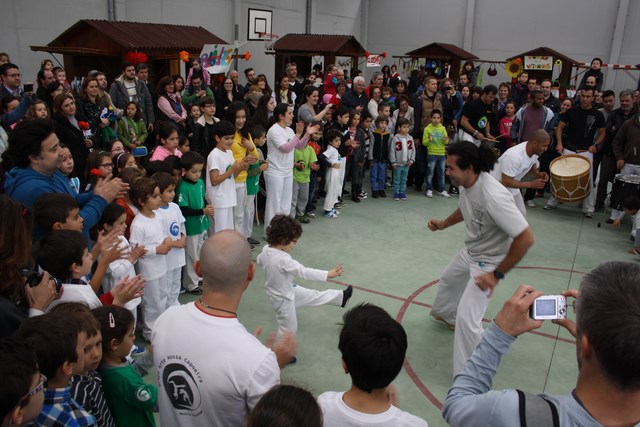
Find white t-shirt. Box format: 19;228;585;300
459;172;529;263
152;302;280;427
256;245;328;301
47;279;102;312
102;235;141;311
266;123;295;176
318;391;429;427
206;147;237;208
129;212;167;281
158;203;186;270
492;142;538;196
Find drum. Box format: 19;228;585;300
549;155;591;203
609;174;640;210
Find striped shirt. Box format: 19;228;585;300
71;372;115;427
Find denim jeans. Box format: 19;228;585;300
370;161;387;191
426;155;446;192
393;165;409;194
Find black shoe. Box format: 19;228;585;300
351;196;361;203
288;356;297;365
341;285;353;307
247;237;260;245
372;191;379;198
186;287;203;295
605;218;614;224
378;190;386;198
449;185;459;195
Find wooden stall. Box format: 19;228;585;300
402;42;478;82
505;47;578;90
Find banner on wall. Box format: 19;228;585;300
524;56;553;71
200;44;238;75
366;55;381;67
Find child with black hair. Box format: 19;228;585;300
612;195;640;256
54;303;116;427
115;166;145;240
16;311;96;426
129;177;173;341
33;193;84;234
248;385;322;427
318;303;428;426
304;127;323;217
319;129;345;218
390;117;415;201
117;102;148;151
206;120;247;232
246;125;269;244
94;306;157;427
0;337;44;427
256;214;351;345
178;134;190;154
84;150;114;192
150;122;182;162
58;144;81;195
291;128;319;223
152;172;186;306
176;151;213;294
369;115;391;198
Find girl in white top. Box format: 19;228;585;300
256;214;351;342
264;104;320;234
129;178;173;341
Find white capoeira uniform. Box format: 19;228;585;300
492;142;540;216
323;145;344;211
257;245;343;342
206;147;237;233
430;172;529;376
264;123;308;234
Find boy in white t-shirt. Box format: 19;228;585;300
206;120;247;233
153;172;187;307
318;303;428;427
129;177;174;341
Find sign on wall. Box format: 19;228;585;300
200;44;238;75
524;56;553;71
366;55;381;67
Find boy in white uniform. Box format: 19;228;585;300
318;303;428;427
256;214;352;345
206;120;246;233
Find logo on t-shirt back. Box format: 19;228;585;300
162;362;202;411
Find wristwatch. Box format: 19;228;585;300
493;269;505;280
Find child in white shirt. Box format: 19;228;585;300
152;172;187;307
129;177;173;341
319;129;345;218
256;214;352;349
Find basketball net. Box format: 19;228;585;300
258;32;279;51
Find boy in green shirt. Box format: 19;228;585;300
291;133;319;223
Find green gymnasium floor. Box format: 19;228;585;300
147;183;637;427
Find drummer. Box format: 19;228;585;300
612;195;640;256
492;129;551;216
543;87;605;217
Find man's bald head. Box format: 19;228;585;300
529;129;551;156
200;230;253;292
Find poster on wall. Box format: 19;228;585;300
524;56;553;71
200;44;238;75
366;55;381;67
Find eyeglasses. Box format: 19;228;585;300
100;163;114;168
20;373;47;403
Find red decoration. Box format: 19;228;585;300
365;51;370;58
244;51;252;61
381;51;387;58
78;121;89;130
90;168;102;178
179;50;190;63
125;51;148;65
516;57;522;64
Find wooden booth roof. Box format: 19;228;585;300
31;19;228;56
273;34;366;56
405;42;478;60
506;46;578;65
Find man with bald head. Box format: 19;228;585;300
152;230;296;427
492;129;551;216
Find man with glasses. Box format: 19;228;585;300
0;338;45;427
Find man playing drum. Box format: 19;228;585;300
544;87;605;217
492;129;551;216
610;111;640;221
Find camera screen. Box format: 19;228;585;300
536;299;556;315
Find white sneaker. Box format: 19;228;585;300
426;190;433;198
526;200;536;208
439;191;451;198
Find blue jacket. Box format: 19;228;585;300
5;167;107;240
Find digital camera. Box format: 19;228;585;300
22;269;62;293
529;295;567;320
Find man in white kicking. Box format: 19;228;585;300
428;141;534;377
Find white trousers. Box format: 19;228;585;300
234;183;255;237
214;207;234;233
182;231;206;291
324;167;342;211
430;248;497;377
268;285;343;342
513;191;527;217
264;172;293;234
142;276;168;341
166;267;182;308
546;149;594;213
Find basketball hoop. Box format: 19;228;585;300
258;32;279;51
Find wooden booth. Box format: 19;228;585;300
31;19;228;83
505;47;578;90
271;34;366;82
402;42;478;82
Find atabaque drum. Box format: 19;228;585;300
609;174;640;211
549;155;591;203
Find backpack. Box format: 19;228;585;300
517;390;560;427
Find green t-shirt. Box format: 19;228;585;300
177;178;209;235
246;161;263;196
293;145;318;184
98;363;157;427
